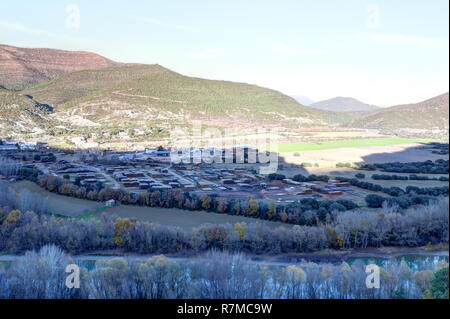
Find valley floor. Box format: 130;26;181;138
8;180;289;231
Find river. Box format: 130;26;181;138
1;251;448;272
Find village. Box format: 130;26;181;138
0;140;365;205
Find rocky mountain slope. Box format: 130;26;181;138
23;63;324;128
0;87;53;137
0;44;447;143
0;44;121;89
349;93;449;132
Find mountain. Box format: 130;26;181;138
0;44;121;89
22;63;325;129
4;44;446;144
311;97;380;112
314;109;371;126
349;93;449;132
291;95;314;106
0;44;335;145
0;87;53;136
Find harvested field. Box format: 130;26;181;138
281;143;448;169
102;205;290;231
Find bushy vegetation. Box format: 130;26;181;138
0;246;448;299
372;174;408;181
360;160;449;175
0;156;42;181
336;162;352;168
0;195;447;255
333;176;449;209
267;173;286;181
370;173;449;182
429;143;449;156
292;174;329;183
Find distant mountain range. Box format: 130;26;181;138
291;95;314;106
0;44;121;89
349;93;449;131
0;43;448;141
310;97;380;112
0;44;325;137
20;63;323;129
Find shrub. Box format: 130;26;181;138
292;174;308;182
365;194;385;208
429;267;449;299
267;173;286;181
336;162;351;168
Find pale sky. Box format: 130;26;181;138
0;0;448;106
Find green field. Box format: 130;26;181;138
313;131;383;138
271;137;434;153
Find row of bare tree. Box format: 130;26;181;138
0;246;447;299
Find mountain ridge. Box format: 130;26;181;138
0;44;122;89
311;96;380;112
349;92;449;132
0;44;447;141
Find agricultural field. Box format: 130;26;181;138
312;131;383;138
6;181;287;230
274;137;434;153
103;205;289;231
9;180;103;217
279;143;447;169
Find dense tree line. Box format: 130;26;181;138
372;174;408;181
0;246;448;299
371;173;449;182
365;194;435;209
0;182;48;215
409;174;449;182
34;175;358;226
0;157;21;177
360;159;449;175
336;162;352;168
0;156;41;181
332;176;449;209
292;174;330;183
0;194;447;255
